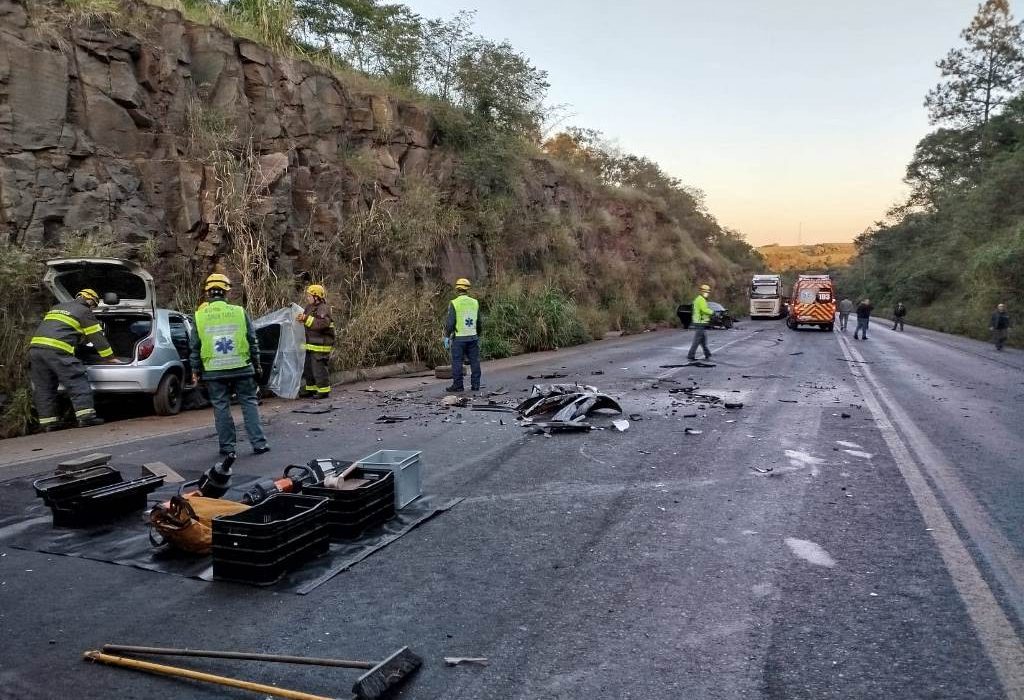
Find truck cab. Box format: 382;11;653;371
749;274;784;319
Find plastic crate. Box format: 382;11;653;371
47;474;165;527
304;469;396;540
354;450;422;509
212;494;329;585
33;467;122;506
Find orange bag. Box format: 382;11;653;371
149;495;250;554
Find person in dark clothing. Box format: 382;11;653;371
190;273;269;456
990;303;1011;351
297;283;334;399
892;302;907;331
29;288;121;431
444;278;482;392
853;299;873;340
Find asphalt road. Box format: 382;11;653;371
1;319;1022;699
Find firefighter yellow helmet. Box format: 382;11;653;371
455;278;471;291
204;273;231;292
699;284;711;293
306;284;326;299
76;288;100;304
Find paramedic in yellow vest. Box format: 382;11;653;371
444;278;482;392
296;283;334;399
687;283;714;362
29;288;120;431
189;273;269;457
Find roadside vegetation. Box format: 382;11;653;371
837;0;1023;345
1;0;763;435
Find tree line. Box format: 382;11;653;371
838;0;1023;341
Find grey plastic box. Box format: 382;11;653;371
355;450;422;509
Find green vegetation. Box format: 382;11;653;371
1;0;763;436
838;0;1023;345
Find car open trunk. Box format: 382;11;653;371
77;313;152;364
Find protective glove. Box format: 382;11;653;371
443;336;451;351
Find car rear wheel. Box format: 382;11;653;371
153;372;183;416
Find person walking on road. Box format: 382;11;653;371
190;273;269;457
29;288;120;431
838;297;853;331
853;298;873;340
687;284;714;361
990;303;1011;351
444;278;482;392
892;302;907;332
297;284;334;399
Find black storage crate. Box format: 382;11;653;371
33;467;123;506
212;494;329;586
303;467;396;540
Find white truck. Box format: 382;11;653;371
749;274;784;319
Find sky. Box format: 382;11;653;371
403;0;992;245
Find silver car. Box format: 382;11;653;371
44;258;198;415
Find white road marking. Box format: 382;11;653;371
842;449;874;459
838;333;1024;697
784;538;837;567
785;449;825;476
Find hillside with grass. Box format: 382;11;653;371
757;243;856;274
0;0;762;435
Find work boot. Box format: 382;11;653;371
76;416;105;428
444;385;464;393
253;445;271;455
40;423;63;433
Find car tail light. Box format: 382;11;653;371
136;337;155;361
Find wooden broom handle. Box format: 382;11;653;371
101;644;374;669
83;651;339;700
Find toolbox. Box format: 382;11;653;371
304;467;396;539
354;450;422;509
212;494;330;586
33;468;164;526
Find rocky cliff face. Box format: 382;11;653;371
0;0;740;319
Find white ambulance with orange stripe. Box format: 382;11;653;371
786;274;836;332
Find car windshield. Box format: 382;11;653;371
751;284;778;297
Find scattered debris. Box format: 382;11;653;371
591;370;605;375
526;372;567;380
659;364;689;369
292;405;335;414
684;428;703;435
363;386;381;392
376;415;412;424
471;404;518;413
487;388;509;396
629;413;643;421
442;395;470;408
444;657;489;667
637;449;652;455
612;419;630;432
778;399;798;403
789;351;804;356
741;374;791;379
724;402;743;409
751;466;773;473
517;384;621;421
529;421;593;434
685;361;716;368
841;413;851;419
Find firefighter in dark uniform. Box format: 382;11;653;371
297;284;334;399
29;288;118;431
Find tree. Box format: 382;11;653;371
925;0;1024;128
420;11;475;102
453;39;549;135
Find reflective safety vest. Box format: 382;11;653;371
451;295;479;337
692;294;713;325
195;300;250;372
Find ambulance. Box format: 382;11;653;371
786;274;836;331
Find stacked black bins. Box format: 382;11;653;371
304;462;396;540
33;467;164;526
212;494;329;585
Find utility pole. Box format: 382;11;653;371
798;222;803;247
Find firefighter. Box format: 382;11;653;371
190;273;269;456
29;288;119;431
296;283;334;399
686;283;713;361
444;278;481;392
